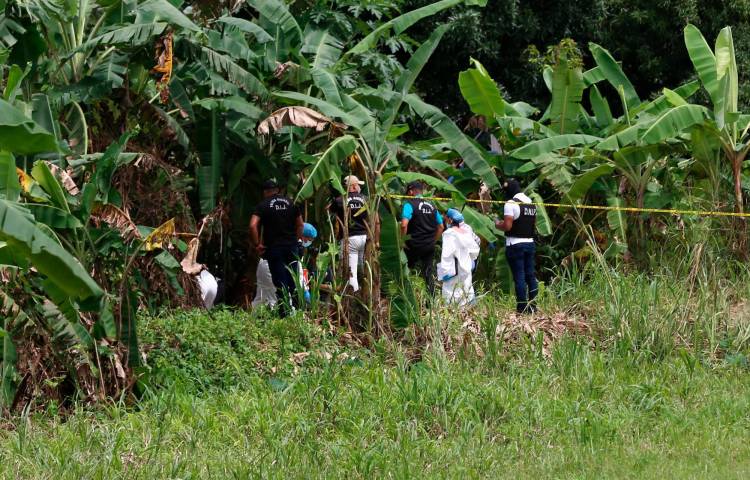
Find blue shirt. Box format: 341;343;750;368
401;197;443;224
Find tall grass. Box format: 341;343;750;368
2;246;750;478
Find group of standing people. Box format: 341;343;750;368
248;176;539;314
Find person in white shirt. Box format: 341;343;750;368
495;179;538;314
437;208;480;307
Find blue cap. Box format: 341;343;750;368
302;223;318;238
446;208;464;224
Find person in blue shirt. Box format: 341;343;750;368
400;181;444;294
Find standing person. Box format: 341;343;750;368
249;179;304;310
400;181;444;294
495;179;538;314
332;175;369;292
437;208;480;306
253;222;318;308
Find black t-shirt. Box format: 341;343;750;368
404;198;439;249
254;194;301;247
333;192;368;237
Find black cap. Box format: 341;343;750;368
262;179;279;190
406;180;423;192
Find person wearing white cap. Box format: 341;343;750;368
332;175;369;292
437;208;480;306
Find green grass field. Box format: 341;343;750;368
2;260;750;479
2;312;750;478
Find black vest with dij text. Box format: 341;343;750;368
406;198;439;248
508;194;536;239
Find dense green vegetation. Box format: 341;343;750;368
2;257;750;477
2;10;750;480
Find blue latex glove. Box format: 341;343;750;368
303;290;311;303
441;274;456;282
471;260;476;272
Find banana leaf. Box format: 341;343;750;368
589;85;613;128
549;55;584;134
31;161;69;213
589;43;640;108
404;94;500;189
218;16;273;43
684;24;720;106
0;98;59;154
529;191;552;237
0;152;20;202
247;0;302;40
0;199;102;300
511;134;601;159
458;59;507;121
379;202;416;327
461;205;499;241
640;104;710;144
383;171;461;195
295;135;356;202
564;164;615;205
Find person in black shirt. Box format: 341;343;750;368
332;175;369;292
249;179;304;310
400;181;444;294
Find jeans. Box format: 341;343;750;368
342;234;367;292
505;242;538;313
406;244;436;295
265;244;300;310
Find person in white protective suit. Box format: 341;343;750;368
437;208;480;307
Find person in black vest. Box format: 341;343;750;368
249;179;304;310
400;181;444;294
495;178;538;314
332;175;369;292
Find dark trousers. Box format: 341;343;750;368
505;242;538;313
406;244;436;295
265;244;300;310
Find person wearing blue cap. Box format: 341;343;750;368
437;208;480;306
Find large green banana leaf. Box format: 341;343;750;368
303;30;343;69
247;0;302;40
404;94;500;189
589;43;640;108
0;200;101;300
564;164;615;205
0;98;59;154
714;26;738;130
198;109;223;214
640;104;710;144
295;135;356;202
346;0;482;56
0;152;20;202
218;17;273;43
589;85;613;128
529;192;552;237
511;134;601;159
684;24;720;106
458;59;507;121
549;56;584;134
136;0;202;34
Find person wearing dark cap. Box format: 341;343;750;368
249;179;304;311
400;181;444;294
495;178;538;314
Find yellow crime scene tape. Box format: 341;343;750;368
388;194;750;219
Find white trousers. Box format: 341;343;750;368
342;235;367;292
252;259;277;307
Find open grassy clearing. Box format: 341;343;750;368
2;260;750;479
